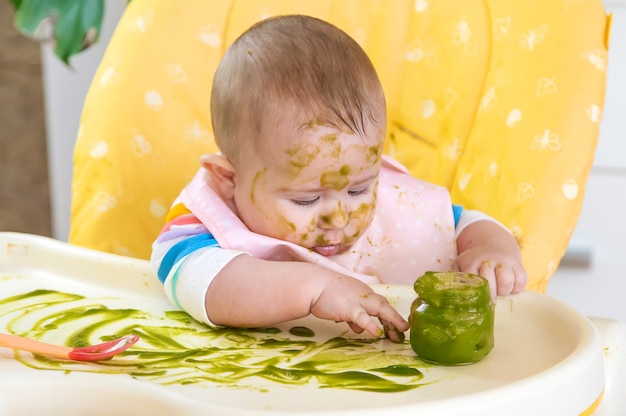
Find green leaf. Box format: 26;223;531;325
8;0;23;10
12;0;105;66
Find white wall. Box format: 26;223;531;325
42;0;127;241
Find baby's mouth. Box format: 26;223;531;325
312;244;342;257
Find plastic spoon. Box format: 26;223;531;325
0;333;140;362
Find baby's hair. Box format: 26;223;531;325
210;14;386;164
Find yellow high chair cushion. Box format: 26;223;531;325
70;0;610;293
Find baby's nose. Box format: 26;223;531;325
318;202;349;229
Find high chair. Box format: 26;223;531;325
69;0;610;293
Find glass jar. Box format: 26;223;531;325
409;271;495;365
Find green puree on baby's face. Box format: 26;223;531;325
320;165;351;191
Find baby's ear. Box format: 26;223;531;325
200;154;236;199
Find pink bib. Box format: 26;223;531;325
180;155;457;285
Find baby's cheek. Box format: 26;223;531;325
352;218;372;240
345;203;376;242
285;215;318;246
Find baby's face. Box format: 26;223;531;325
232;123;383;256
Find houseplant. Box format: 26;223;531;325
8;0;105;66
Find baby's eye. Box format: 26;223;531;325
348;187;370;197
292;197;320;206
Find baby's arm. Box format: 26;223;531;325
454;214;528;299
151;204;407;338
206;255;409;340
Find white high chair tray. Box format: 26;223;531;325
0;232;622;416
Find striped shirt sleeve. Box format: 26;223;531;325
151;201;247;325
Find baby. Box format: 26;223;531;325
151;15;527;340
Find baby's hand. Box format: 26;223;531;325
455;219;528;300
454;244;527;300
310;274;409;340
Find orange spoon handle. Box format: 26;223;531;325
0;333;72;359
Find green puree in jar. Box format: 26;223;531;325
409;271;495;365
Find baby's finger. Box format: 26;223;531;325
382;313;409;332
351;309;384;338
513;265;528;293
477;261;497;300
494;264;516;296
381;318;406;343
347;321;366;334
367;299;409;332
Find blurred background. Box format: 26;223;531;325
0;0;49;236
0;0;127;240
0;1;624;322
